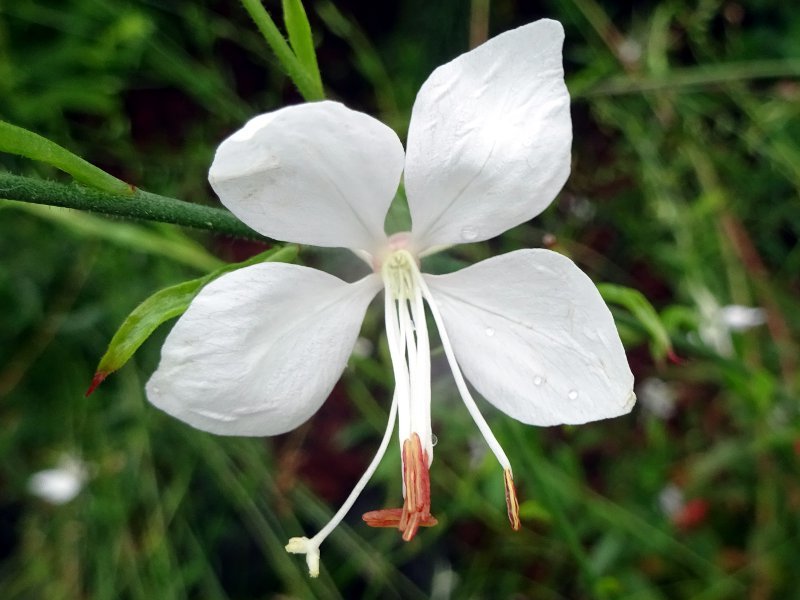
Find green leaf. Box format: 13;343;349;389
282;0;323;93
597;283;673;362
0;120;133;195
239;0;324;101
87;244;299;394
5;201;224;272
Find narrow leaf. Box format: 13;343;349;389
282;0;323;93
0;120;133;195
240;0;324;100
88;244;299;393
598;283;673;362
7;202;224;272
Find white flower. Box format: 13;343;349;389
146;19;635;577
658;483;684;519
28;455;88;505
637;377;677;420
718;305;766;331
696;286;767;355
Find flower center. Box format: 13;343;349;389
381;248;417;300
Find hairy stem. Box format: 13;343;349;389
0;173;266;240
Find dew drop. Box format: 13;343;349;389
533;376;544;386
460;226;479;241
567;389;579;400
485;327;495;337
431;434;438;447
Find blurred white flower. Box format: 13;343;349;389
28;455;87;505
718;305;766;331
658;483;684;519
638;377;677;420
695;287;766;356
659;484;709;529
564;194;597;223
616;38;642;66
146;19;635;577
431;562;459;600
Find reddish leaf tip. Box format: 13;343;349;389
667;349;684;365
85;371;108;397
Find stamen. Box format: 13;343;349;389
410;286;433;461
384;289;411;443
504;468;521;531
363;433;438;540
413;267;524;530
413;270;512;471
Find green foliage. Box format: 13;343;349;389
281;0;323;93
92;245;298;388
2;0;799;598
598;282;673;362
240;0;325;100
0;120;132;194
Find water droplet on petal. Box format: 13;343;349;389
568;390;579;400
461;226;479;241
431;434;438;447
485;327;495;337
533;376;545;386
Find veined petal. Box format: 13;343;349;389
424;249;635;426
146;263;382;436
209;101;403;250
404;19;571;250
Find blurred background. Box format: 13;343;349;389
1;0;799;598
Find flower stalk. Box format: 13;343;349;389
0;173;265;240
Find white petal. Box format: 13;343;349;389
424;249;634;426
209;101;403;250
146;263;382;436
404;19;571;250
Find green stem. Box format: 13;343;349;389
0;172;266;240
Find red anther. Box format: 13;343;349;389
362;508;437;528
85;371;108;397
362;508;403;527
362;432;437;540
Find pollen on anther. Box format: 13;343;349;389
362;432;438;540
503;468;521;531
